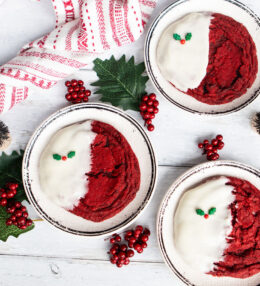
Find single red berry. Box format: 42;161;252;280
216;135;223;141
78;92;85;99
65;81;71;87
118;252;126;259
17;217;26;226
15;202;22;209
85;90;91;96
79;86;85;91
147;99;153;106
73;86;80;92
133;243;141;251
126;250;134;257
83;96;89;102
116;262;123;268
110;248;117;255
20;206;26;212
207;151;213;157
139;103;147;111
15;210;22;217
212;139;218;146
212;148;218;154
7;190;15;198
154;108;159;114
26;219;33;226
140;235;149;242
217;141;224;150
143;112;150;120
19;225;27;230
136;225;143;231
204;214;209;219
126;230;132;236
71;92;78;99
203;139;209;145
143;228;150;236
71;79;78;86
120;244;127;252
0;188;5;193
10;215;16;221
141;242;147;249
65;93;72;101
129;237;136;244
9;183;18;191
147;106;154;113
110;258;117;264
7;206;16;214
13;221;18;226
128;242;134;248
137;248;143;254
198;143;204;149
147;124;154;132
134;229;142;237
124;258;130;265
0;198;7;206
62;156;67;161
68;87;74;93
78;80;84;86
205;144;213;151
149;93;156;100
115;235;121;242
113;254;119;260
145;119;152;126
180;39;186;44
110;237;116;244
124;235;130;241
211;153;219;161
153;100;159;107
142;95;148;101
1;192;7;198
6;219;12;226
149;113;155;119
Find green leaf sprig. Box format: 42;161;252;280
196;207;216;219
91;55;149;111
173;32;192;44
53;151;76;161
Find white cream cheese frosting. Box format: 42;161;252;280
157;12;212;92
39;121;96;210
174;176;235;273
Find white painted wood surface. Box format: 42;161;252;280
0;0;259;285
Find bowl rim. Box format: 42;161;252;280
144;0;260;116
22;103;158;237
156;160;260;285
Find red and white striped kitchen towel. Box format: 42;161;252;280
0;0;156;113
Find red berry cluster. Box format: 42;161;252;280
109;225;150;268
0;183;32;229
65;79;91;104
198;134;224;161
139;93;159;132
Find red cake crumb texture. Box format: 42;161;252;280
71;121;141;222
209;177;260;278
187;13;258;105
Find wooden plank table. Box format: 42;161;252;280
0;0;259;285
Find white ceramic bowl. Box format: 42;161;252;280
157;160;260;286
23;103;157;236
145;0;260;115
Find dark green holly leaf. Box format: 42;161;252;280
67;151;75;158
53;154;61;161
208;207;216;215
185;33;192;41
0;150;28;203
0;206;34;242
91;55;149;111
196;208;205;216
173;33;181;41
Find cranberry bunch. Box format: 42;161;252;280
65;79;91;104
198;134;224;161
0;183;32;229
139;93;159;132
109;225;150;268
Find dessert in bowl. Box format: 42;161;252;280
145;0;260;114
23;104;157;236
157;160;260;286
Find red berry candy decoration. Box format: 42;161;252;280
65;79;91;104
139;93;159;132
0;183;33;229
198;135;224;161
108;225;151;268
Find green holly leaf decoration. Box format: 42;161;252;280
91;55;149;111
0;206;34;242
208;207;216;215
53;154;61;161
173;33;181;41
185;33;192;41
67;151;76;158
0;150;28;203
196;208;205;216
